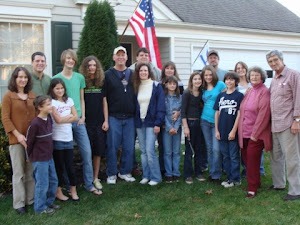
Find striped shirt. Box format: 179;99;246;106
270;66;300;132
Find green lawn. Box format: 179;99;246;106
1;149;300;225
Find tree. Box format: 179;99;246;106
77;0;119;70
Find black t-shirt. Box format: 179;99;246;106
181;89;203;119
84;83;104;126
213;90;244;140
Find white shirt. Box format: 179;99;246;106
51;98;74;142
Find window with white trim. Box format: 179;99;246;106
0;22;44;99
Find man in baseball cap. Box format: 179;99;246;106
207;50;227;82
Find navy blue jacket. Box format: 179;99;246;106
135;81;166;128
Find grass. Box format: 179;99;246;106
1;147;300;225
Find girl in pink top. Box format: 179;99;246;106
238;66;272;198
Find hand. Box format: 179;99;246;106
77;117;85;126
17;134;27;148
172;111;180;122
291;120;300;135
250;136;257;142
184;127;190;140
154;126;160;135
215;131;220;140
228;131;236;141
102;121;109;131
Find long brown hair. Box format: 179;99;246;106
8;67;32;93
79;56;104;88
201;65;218;90
164;76;180;98
48;78;69;103
132;63;155;94
187;72;202;94
161;61;181;84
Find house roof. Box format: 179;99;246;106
160;0;300;33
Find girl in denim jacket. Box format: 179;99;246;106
163;76;182;183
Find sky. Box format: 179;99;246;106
276;0;300;17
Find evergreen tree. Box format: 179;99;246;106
77;0;119;70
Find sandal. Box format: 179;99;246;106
89;188;103;196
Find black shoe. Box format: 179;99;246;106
16;207;26;215
36;207;55;215
173;176;180;182
283;194;300;201
165;176;173;183
267;185;285;191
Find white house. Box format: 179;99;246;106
0;0;300;99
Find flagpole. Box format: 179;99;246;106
119;0;142;43
192;40;209;66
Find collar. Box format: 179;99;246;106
275;66;287;79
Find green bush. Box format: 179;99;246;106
76;0;119;71
0;104;12;193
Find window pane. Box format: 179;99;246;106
10;23;21;43
33;24;44;43
0;22;9;43
0;43;11;62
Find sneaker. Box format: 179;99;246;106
165;177;173;183
173;176;180;182
185;177;193;184
93;178;103;190
201;167;208;172
48;204;60;209
221;179;230;186
224;181;241;188
118;173;136;182
107;175;117;184
140;178;149;184
37;207;55;215
148;181;159;186
196;175;206;182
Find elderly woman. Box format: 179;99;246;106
238;66;272;198
1;67;36;214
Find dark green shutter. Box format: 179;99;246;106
51;21;72;75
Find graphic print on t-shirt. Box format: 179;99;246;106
218;97;238;115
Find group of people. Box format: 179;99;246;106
1;46;300;215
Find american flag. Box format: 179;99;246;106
129;0;162;69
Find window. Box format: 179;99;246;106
0;22;44;99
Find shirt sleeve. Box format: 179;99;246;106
79;73;86;89
26;122;37;157
181;91;189;118
174;95;182;130
213;93;222;111
1;93;16;134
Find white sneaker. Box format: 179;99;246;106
224;181;241;188
107;175;117;184
148;181;159;186
118;173;136;182
140;178;149;184
221;179;230;186
93;178;103;189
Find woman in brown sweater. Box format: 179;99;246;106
1;67;36;214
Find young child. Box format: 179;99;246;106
214;72;244;188
48;78;80;201
26;95;58;214
163;76;182;183
181;72;205;184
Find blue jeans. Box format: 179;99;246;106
137;123;162;182
184;120;204;178
201;119;222;179
32;159;58;213
219;140;241;182
163;127;181;177
106;116;135;176
72;121;94;190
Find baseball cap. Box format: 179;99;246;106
113;46;127;55
207;50;219;58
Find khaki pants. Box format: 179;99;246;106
270;129;300;196
9;144;35;209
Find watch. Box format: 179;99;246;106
295;118;300;122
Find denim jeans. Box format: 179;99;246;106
137;123;162;182
219;140;241;182
163;127;181;177
157;130;165;172
184;120;203;178
201;119;222;179
106;116;135;176
72;121;94;190
32;159;58;213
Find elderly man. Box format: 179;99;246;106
30;52;51;96
129;47;161;81
103;46;136;184
207;50;227;82
267;50;300;201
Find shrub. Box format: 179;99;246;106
76;0;119;71
0;104;12;193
